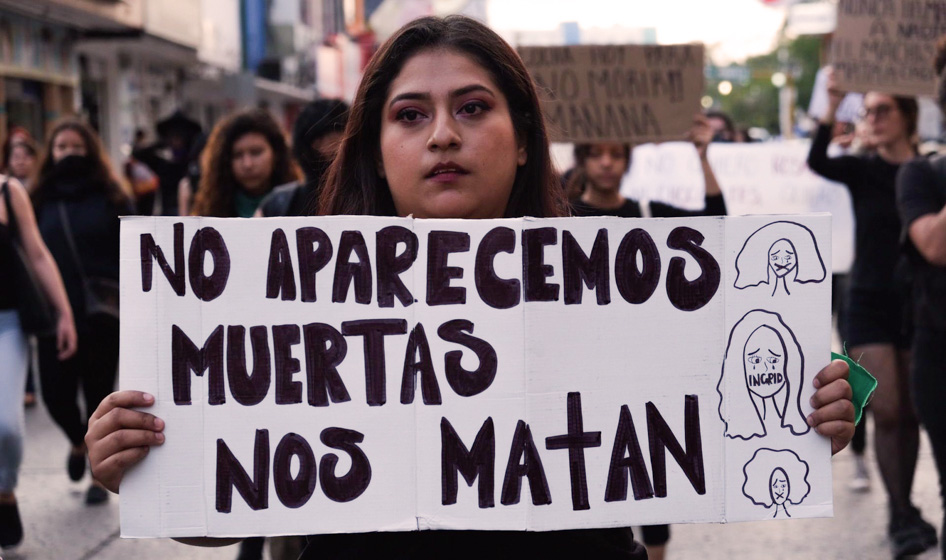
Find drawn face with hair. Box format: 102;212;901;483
743;326;785;399
769;468;789;506
768;239;796;278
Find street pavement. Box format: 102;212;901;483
2;391;942;560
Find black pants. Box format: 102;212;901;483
38;317;119;446
912;328;946;557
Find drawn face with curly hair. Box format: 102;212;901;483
744;326;786;399
769;467;789;506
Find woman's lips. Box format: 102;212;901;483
425;162;469;183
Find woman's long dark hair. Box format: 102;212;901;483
32;119;131;207
319;15;566;219
191;108;297;217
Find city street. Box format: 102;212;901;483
1;392;941;560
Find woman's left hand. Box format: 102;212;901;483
687;113;713;159
56;312;78;360
807;359;855;456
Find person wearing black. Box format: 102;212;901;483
258;98;349;217
567;115;723;560
808;68;936;558
32;119;132;506
132;111;202;216
894;36;946;560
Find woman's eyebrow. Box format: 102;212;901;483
388;92;430;107
452;84;494;97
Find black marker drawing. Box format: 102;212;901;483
734;221;826;296
717;309;809;439
742;448;810;518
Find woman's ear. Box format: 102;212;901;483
517;139;527;167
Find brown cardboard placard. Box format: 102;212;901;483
519;44;705;144
829;0;946;97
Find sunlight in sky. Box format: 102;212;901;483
486;0;787;63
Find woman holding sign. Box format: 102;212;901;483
86;16;857;559
808;70;936;558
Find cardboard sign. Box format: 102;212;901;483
520;44;705;143
620;141;855;274
119;215;833;538
829;0;946;96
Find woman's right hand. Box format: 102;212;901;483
56;312;77;359
86;390;165;493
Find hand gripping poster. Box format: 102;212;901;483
118;214;832;537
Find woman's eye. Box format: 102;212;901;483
766;357;779;365
397;109;423;122
748;356;761;364
459;101;486;116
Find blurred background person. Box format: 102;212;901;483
808;68;936;558
258;98;349;217
133;111;203;216
190;108;297;218
30;119;132;506
0;168;76;549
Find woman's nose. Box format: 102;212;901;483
427;114;461;151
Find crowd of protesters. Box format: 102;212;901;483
0;13;944;560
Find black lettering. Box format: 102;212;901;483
265;229;296;300
273;433;317;508
545;392;601;511
273;324;302;405
140;222;185;295
604;405;654;502
400;323;443;405
376;226;418;308
441;417;495;508
474;227;521;309
437;319;497;397
501;420;552;506
296;227;333;303
342;319;409;406
615;229;660;304
302;323;351;407
427;231;470;306
188;227;230;302
647;396;705;497
216;429;269;512
522;227;560;302
172;324;224;405
319;428;372;503
562;229;611;305
666;227;720;311
226;326;271;406
333;231;372;304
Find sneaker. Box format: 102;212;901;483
848;454;870;492
85;484;109;506
0;501;23;548
68;449;86;482
890;514;932;559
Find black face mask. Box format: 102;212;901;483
51;154;96;178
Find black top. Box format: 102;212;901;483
897;156;946;330
299;528;646;560
35;177;127;330
571;194;727;219
0;220;14;311
259;180;315;217
807;124;906;292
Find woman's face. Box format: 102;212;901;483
743;326;786;399
52;129;87;162
8;144;35;179
862;93;908;147
582;143;628;192
769;468;789;505
231;132;275;196
379;48;526;219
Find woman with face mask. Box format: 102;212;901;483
85;16;857;560
808;69;934;559
30;120;133;506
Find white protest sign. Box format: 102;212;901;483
119;215;833;538
622;141;855;274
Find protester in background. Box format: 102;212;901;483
567;115;724;560
705;110;737;143
808;68;935;558
175;133;207;217
0;172;76;549
133;111;202;216
894;36;946;559
189;108;296;218
31;119;132;506
85;16;857;560
258;98;349;217
2;135;41;407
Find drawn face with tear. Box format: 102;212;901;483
743;326;786;399
769;468;789;506
768;239;797;278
